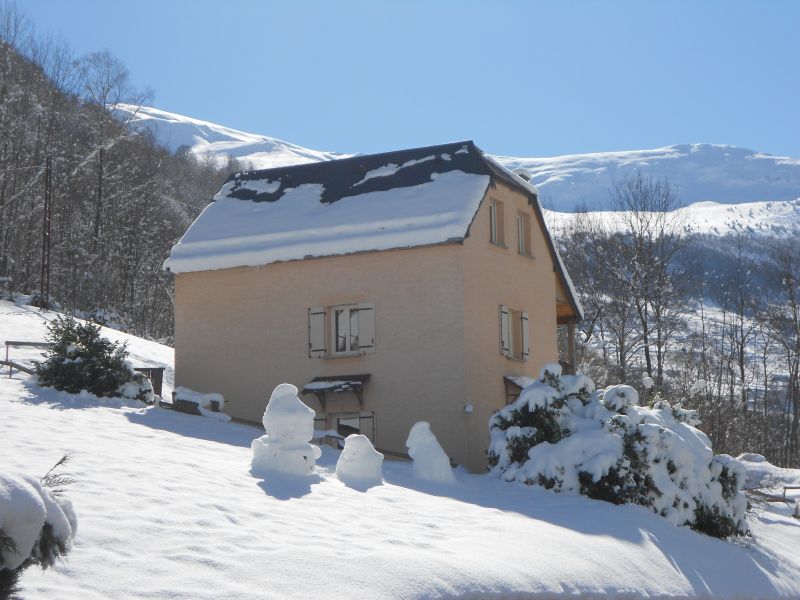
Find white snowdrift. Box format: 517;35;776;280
2;306;800;599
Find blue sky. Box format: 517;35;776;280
17;0;800;157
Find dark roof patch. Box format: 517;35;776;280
224;140;490;204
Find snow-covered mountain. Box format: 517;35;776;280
547;198;800;238
113;104;352;168
117;104;800;220
497;145;800;212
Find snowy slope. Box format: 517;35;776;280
546;197;800;238
0;301;174;398
496;144;800;212
113;104;352;169
2;302;800;599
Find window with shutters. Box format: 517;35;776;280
308;303;375;358
499;305;530;361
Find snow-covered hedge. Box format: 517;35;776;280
488;363;748;538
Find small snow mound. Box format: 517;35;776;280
336;435;383;487
602;385;639;412
174;386;229;420
642;376;655;390
406;422;456;484
251;384;321;476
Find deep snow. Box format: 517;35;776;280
3;301;800;599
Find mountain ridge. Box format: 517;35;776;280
115;104;800;217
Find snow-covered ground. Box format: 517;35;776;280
3;302;800;599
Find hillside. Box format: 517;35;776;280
2;300;800;599
498;144;800;212
118;105;800;215
113;104;352;168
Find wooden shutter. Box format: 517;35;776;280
521;311;530;360
499;305;511;357
308;306;326;358
357;302;375;354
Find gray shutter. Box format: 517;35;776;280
521;311;530;360
308;306;326;358
357;302;375;354
500;305;511;357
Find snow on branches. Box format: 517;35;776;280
488;363;747;538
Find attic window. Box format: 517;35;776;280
490;200;505;246
517;212;532;257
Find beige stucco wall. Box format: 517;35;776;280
174;179;565;472
174;244;470;465
461;179;560;470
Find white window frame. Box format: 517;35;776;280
309;302;376;359
331;304;360;356
500;305;530;361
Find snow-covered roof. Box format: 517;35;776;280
164;140;582;319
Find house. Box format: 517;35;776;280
164;140;582;472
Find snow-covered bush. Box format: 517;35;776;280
251;384;322;476
336;435;384;487
35;317;131;397
406;422;456;484
0;462;77;600
118;371;156;405
488;363;748;538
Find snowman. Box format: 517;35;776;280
405;421;456;484
251;383;322;475
336;434;384;487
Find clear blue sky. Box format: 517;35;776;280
16;0;800;157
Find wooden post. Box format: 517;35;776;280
568;321;577;375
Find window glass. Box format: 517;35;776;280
490;201;498;243
335;309;348;352
349;308;359;351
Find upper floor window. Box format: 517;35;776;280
489;199;505;246
309;303;376;358
517;212;532;256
